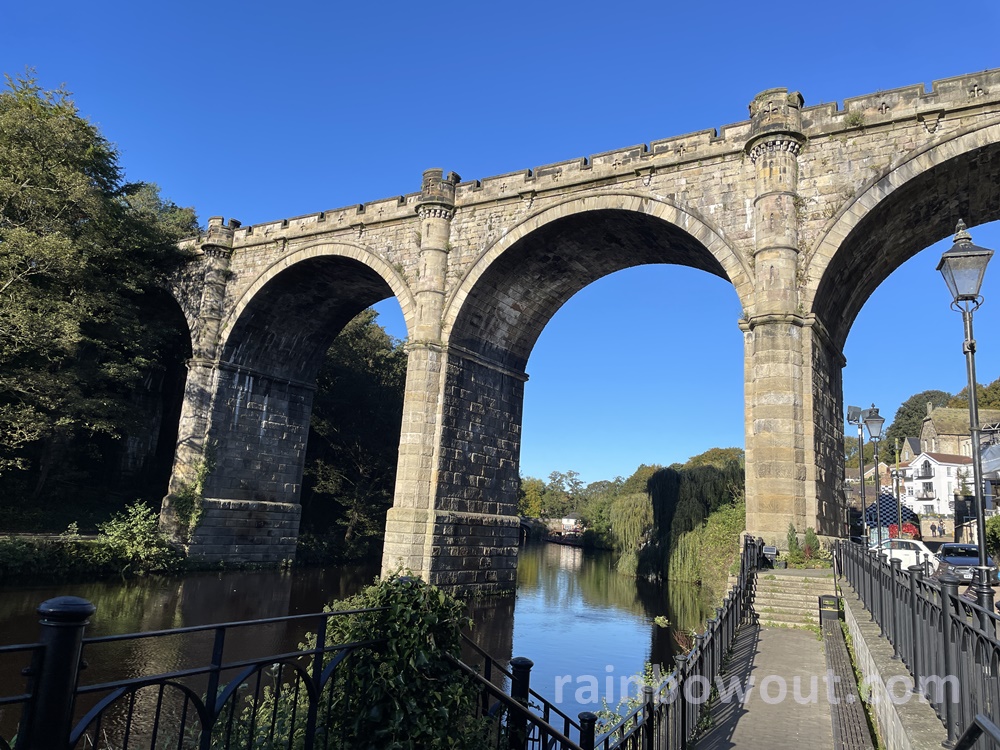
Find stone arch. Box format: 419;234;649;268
193;243;412;513
442;192;751;368
805;119;1000;350
396;195;748;589
221;241;416;374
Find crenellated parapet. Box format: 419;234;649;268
162;67;1000;582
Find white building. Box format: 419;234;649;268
902;452;972;516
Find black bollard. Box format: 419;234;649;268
508;656;534;750
578;711;598;750
21;596;96;750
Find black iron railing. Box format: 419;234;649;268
592;534;765;750
838;540;1000;747
2;536;765;750
4;597;390;750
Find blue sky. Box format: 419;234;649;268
6;0;1000;485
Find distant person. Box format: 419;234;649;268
931;522;938;537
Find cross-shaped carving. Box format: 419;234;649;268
675;143;687;155
499;182;507;193
970;84;985;98
611;158;622;169
878;102;890;115
377;207;385;218
760;101;778;120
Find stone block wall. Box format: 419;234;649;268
204;367;314;505
185;498;300;563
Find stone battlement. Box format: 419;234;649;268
191;68;1000;247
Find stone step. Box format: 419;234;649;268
754;592;829;607
754;602;821;618
758;615;819;629
755;580;836;592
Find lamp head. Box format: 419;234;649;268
937;220;993;304
864;405;885;441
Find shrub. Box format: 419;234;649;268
97;502;182;575
802;528;820;559
227;573;489;749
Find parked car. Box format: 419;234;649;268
934;543;999;584
870;538;938;573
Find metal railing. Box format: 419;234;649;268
838;540;1000;748
2;537;765;750
3;596;390;750
591;535;765;750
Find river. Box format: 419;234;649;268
0;541;713;737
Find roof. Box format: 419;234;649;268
910;452;973;466
900;437;920;456
924;407;1000;436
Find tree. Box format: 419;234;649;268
0;72;195;496
949;376;1000;410
684;447;744;468
882;389;952;457
301;309;406;547
517;476;545;517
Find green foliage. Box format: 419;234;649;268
0;501;181;582
985;514;1000;560
611;493;654;575
226;573;488;749
517;476;545;517
667;501;745;599
684;447;745;469
949;376;1000;410
783;525;830;568
803;527;821;558
0;71;195;494
640;459;745;582
300;309;406;550
882;389;951;457
97;501;182;575
168;451;214;543
786;524;801;554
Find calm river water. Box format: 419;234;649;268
0;541;712;735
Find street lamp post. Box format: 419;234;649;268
937;219;995;614
847;406;867;540
895;437;903;538
865;406;886;547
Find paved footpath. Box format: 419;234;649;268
695;623;836;749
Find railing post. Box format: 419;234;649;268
889;558;903;658
908;564;924;689
941;575;961;746
509;656;534;750
673;654;687;749
642;684;655;750
578;711;597;750
20;596;96;750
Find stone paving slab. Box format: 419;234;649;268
695;623;836;750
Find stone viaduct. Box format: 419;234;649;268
160;68;1000;591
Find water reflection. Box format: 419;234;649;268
470;542;713;722
0;544;714;739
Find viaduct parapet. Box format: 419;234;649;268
159;69;1000;591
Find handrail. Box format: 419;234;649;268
461;633;583;734
954;714;1000;750
445;653;586;750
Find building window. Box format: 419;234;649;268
925;504;934;514
947;466;953;477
